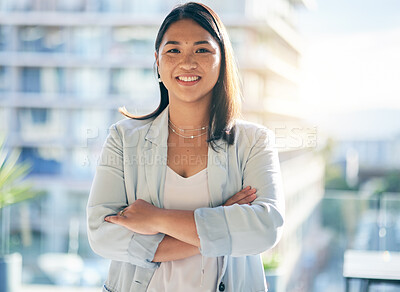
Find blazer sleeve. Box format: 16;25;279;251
194;128;285;257
86;124;165;268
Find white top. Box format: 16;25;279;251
147;166;220;292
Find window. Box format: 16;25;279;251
20;147;63;175
95;0;125;13
71;27;105;57
110;27;155;57
0;0;32;11
18;26;66;53
72;109;111;144
0;66;9;92
71;68;108;99
20;67;41;92
0;108;7;131
30;108;48;124
109;68;156;96
109;68;135;95
20;67;65;93
57;0;85;12
17;108;66;140
0;26;11;50
41;67;66;93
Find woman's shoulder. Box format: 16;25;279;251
232;119;276;151
114;117;155;131
109;117;156;142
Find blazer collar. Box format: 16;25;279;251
144;105;169;147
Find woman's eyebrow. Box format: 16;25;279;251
194;40;211;45
164;40;212;46
164;41;180;46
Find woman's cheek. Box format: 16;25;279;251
206;55;220;70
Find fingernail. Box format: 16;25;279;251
104;217;110;221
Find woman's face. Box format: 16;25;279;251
156;18;221;107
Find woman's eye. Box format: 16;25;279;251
167;49;180;53
196;48;209;53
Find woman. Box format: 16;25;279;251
87;2;284;292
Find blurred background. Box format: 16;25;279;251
0;0;399;291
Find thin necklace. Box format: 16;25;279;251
168;124;207;139
168;119;208;132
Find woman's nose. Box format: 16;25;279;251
179;53;197;70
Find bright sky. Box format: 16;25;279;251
298;0;400;116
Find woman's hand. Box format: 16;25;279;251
105;199;160;235
223;186;257;206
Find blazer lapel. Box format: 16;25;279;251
143;107;169;208
207;140;228;207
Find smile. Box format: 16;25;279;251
176;75;201;83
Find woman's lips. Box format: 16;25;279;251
176;75;201;86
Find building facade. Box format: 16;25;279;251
0;0;323;290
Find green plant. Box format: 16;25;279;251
0;135;40;255
0;136;36;209
381;171;400;193
263;252;281;271
324;164;359;191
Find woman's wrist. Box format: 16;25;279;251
154;208;183;235
153;207;168;234
153;208;200;247
153;235;200;262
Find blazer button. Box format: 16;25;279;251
219;282;225;291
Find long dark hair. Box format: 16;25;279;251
119;2;242;147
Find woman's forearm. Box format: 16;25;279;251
153;235;200;262
155;209;201;247
152;187;258;250
104;199;200;247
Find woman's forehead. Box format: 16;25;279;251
161;19;216;44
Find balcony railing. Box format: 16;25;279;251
301;191;400;292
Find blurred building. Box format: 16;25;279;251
334;137;400;179
0;0;324;290
221;1;325;291
323;110;400;189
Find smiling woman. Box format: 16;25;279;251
156;18;221;109
119;2;241;147
87;2;285;292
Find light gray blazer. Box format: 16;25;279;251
87;106;285;292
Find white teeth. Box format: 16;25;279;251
178;76;199;82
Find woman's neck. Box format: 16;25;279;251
168;103;209;129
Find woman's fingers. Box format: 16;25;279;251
224;186;257;206
234;187;257;205
236;193;257;205
105;210;127;225
104;199;160;235
225;186;251;205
